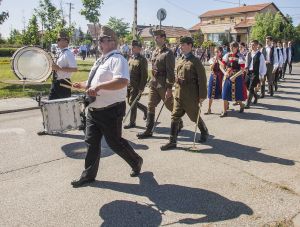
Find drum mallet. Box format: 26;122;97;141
123;92;142;123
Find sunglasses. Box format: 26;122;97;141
57;38;67;42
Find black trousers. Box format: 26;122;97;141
246;73;260;94
82;101;141;179
48;79;71;100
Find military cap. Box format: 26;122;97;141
132;40;142;47
180;36;194;45
152;29;166;36
99;26;117;41
57;30;70;41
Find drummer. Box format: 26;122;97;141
49;30;78;100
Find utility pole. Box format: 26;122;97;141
65;2;74;27
132;0;138;40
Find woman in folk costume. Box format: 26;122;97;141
220;41;246;117
205;46;224;115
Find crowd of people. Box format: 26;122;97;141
43;27;296;187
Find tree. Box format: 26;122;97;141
192;30;204;48
251;11;297;43
7;29;23;45
35;0;62;48
0;0;9;25
107;17;129;39
80;0;104;58
22;15;40;45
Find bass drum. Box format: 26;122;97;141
11;46;53;82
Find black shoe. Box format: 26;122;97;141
71;177;95;188
198;133;208;143
130;158;143;177
239;104;245;113
220;112;227;118
37;131;47;136
137;131;153;139
124;122;136;129
160;142;177;151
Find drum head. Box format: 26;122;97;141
11;46;53;82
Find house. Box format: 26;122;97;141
138;25;191;45
87;24;102;41
190;2;284;44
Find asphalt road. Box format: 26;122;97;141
1;68;300;226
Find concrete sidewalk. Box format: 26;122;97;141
0;97;40;114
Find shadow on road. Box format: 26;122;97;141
155;127;295;166
61;138;148;159
99;200;162;227
253;103;300;113
95;172;253;226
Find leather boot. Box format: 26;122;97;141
269;84;274;96
178;119;184;132
260;85;265;98
161;121;179;150
253;92;258;104
137;102;147;120
137;113;155;139
245;92;253;109
124;122;136;129
198;118;209;143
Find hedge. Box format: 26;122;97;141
0;48;19;57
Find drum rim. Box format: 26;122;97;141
11;46;53;82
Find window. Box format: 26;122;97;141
221;17;225;21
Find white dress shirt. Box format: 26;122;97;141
56;48;77;80
246;51;267;80
265;45;279;69
88;49;130;108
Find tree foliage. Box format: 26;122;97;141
192;30;204;48
251;12;297;43
22;15;40;45
107;17;129;39
80;0;103;24
0;0;9;25
34;0;73;49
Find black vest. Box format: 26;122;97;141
262;46;274;64
247;51;261;76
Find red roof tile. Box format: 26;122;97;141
200;3;272;18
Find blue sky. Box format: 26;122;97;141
1;0;300;38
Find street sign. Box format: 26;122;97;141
157;8;167;21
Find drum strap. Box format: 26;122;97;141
85;52;122;106
52;49;68;81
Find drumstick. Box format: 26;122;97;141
60;84;100;96
60;83;85;92
63;78;73;86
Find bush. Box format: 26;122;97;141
0;48;19;57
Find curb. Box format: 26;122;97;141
0;106;40;115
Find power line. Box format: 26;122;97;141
164;0;199;17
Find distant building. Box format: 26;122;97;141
138;25;191;45
190;2;284;44
87;24;102;41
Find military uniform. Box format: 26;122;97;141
124;40;148;129
161;37;208;150
137;30;177;139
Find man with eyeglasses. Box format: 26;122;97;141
48;31;78;100
71;26;143;188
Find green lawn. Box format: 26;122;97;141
0;58;94;99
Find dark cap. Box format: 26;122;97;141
131;40;142;47
99;26;117;41
153;29;166;36
180;36;194;45
57;30;70;41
